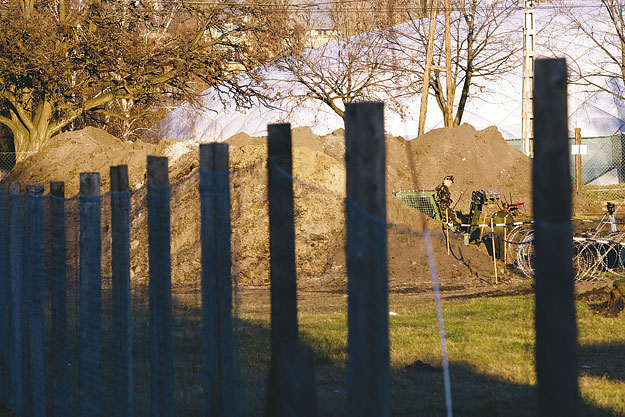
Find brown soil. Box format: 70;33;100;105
1;123;596;293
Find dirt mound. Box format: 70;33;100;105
3;126;198;195
2;124;540;290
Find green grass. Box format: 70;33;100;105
236;291;625;416
1;291;623;416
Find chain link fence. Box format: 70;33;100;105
0;152;37;181
574;134;625;201
507;134;625;203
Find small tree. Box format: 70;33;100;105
0;0;264;159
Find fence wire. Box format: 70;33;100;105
0;147;623;417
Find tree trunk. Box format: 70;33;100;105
10;121;52;163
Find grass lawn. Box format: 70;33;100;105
236;289;625;416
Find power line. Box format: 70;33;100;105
0;1;622;13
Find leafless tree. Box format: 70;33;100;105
551;0;625;101
391;0;521;126
260;0;408;121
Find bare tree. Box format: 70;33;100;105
0;0;266;158
392;0;521;127
260;0;407;121
551;0;625;101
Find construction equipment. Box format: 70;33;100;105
396;190;625;282
395;188;524;237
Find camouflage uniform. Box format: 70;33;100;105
435;181;456;224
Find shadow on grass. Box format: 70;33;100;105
579;342;625;382
236;318;623;417
1;304;621;417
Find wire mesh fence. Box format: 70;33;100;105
0;153;36;182
575;134;625;201
2;128;625;416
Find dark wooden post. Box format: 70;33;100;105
268;124;298;347
0;188;9;402
78;172;102;417
8;182;24;414
345;102;390;417
199;144;235;415
533;58;580;417
26;185;45;417
110;166;133;417
265;124;318;417
200;144;236;416
49;181;69;417
147;156;173;417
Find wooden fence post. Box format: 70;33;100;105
110;166;133;417
8;182;24;414
147;156;173;417
79;172;102;417
265;123;318;417
533;58;580;417
200;144;236;416
26;185;45;417
0;188;9;403
345;102;390;417
49;181;69;417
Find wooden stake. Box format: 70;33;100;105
575;128;582;195
446;209;450;255
491;218;498;284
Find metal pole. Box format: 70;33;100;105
522;0;536;157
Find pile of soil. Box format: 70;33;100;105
1;123;576;291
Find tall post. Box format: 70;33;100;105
78;172;102;417
418;0;440;136
267;124;298;351
147;156;173;417
110;166;133;417
200;144;236;417
265;124;318;417
575;128;582;195
533;58;580;417
522;0;536;156
26;185;45;417
345;103;390;417
8;183;24;414
49;181;69;417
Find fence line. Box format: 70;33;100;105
0;80;585;417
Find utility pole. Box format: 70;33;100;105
522;0;536;157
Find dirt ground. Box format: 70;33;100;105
1;123;605;294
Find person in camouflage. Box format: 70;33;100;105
435;175;457;226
